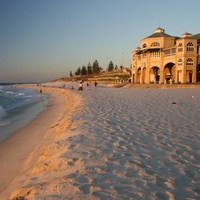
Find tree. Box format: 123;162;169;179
92;60;101;74
70;71;73;77
115;65;118;70
87;62;92;75
81;65;87;75
75;67;81;76
107;61;114;71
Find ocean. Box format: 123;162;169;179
0;83;49;143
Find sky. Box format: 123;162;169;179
0;0;200;83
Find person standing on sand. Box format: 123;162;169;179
39;89;42;94
94;81;98;89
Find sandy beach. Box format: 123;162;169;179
0;84;200;200
0;85;82;199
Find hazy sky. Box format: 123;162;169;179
0;0;200;83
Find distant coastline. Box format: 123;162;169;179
0;82;40;86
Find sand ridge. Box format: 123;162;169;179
1;85;200;199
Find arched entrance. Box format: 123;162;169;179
197;64;200;82
136;67;141;83
186;70;193;83
150;66;160;83
164;63;175;83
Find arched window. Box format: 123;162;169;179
187;42;194;52
137;67;141;75
186;58;193;65
151;42;160;47
143;43;147;48
178;43;183;52
178;59;182;66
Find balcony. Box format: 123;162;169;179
164;48;176;57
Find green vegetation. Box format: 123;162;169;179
52;68;131;84
51;59;131;84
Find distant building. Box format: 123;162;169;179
131;27;200;84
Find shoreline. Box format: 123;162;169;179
0;85;82;199
0;93;49;144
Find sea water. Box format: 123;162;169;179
0;84;49;143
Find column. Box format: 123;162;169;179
159;69;164;84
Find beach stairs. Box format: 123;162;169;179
114;83;163;89
123;83;200;89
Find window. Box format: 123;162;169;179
178;59;182;66
143;43;147;48
164;49;170;56
164;48;176;57
172;48;176;54
151;42;160;47
187;42;194;52
186;58;193;65
178;43;183;52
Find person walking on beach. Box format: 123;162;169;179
78;82;83;91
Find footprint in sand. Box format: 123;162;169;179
193;187;200;195
51;123;59;128
155;191;170;200
67;157;79;166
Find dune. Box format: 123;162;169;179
0;84;200;199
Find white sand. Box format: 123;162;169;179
1;85;200;199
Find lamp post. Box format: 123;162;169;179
122;52;124;68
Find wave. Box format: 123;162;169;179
0;106;10;127
0;106;6;118
0;119;11;127
4;90;25;96
5;91;14;94
18;92;25;96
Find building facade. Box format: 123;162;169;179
131;28;200;84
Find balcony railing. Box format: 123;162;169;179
164;48;176;57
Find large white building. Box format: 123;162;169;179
131;28;200;84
